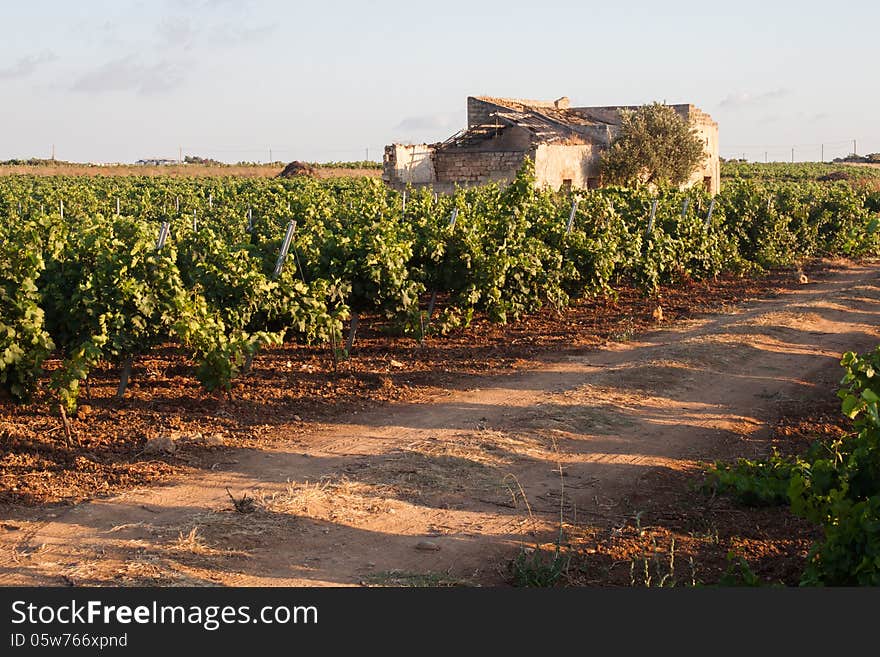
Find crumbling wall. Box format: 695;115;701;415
433;150;528;187
534;144;599;190
572;124;615;148
383;144;436;189
463;125;533;152
684;105;720;194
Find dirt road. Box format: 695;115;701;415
2;261;879;586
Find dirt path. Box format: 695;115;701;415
3;261;880;587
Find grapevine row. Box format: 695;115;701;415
1;161;879;412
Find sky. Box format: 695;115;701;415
1;0;878;164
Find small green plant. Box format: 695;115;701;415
362;570;473;587
611;316;638;342
510;544;570;587
508;458;571;587
629;537;677;587
633;510;647;536
717;552;763;587
704;452;797;506
687;517;720;545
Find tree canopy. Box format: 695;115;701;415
599;102;706;188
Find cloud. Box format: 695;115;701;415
0;51;58;80
70;55;187;96
156;17;199;49
719;88;790;109
152;8;274;49
173;0;247;8
757;114;782;124
208;22;277;47
94;20;126;47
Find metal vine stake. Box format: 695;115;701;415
273;219;297;279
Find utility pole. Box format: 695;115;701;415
765;151;768;163
269;147;273;163
791;147;795;163
853;139;857;156
821;144;824;163
51;144;55;161
365;147;369;162
178;146;183;164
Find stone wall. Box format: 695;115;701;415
383;144;435;187
534;144;599;190
684;105;720;194
468;96;562;128
465;124;533;152
385;142;602;192
433;149;528;186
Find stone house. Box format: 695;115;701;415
383;96;719;194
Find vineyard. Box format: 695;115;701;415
3;163;880;586
721;160;880;183
3;161;880;415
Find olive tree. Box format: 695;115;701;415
599;102;706;188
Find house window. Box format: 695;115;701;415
703;176;712;192
561;179;572;192
587;177;600;190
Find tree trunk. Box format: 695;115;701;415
426;290;438;322
58;403;73;447
345;312;359;354
116;357;134;399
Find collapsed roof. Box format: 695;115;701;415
436;96;616;151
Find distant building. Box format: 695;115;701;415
384;95;720;194
135;158;180;166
